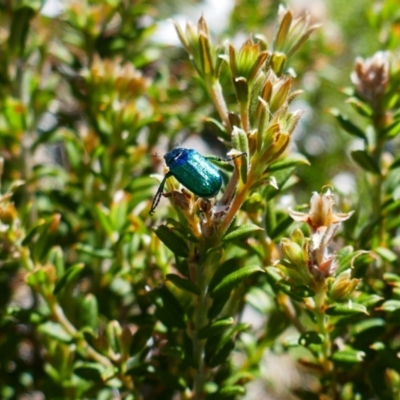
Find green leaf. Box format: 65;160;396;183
31;215;61;262
198;318;235;339
16;215;56;262
47;246;65;278
182;332;196;368
208;291;231;320
325;302;368;316
204;117;228;140
155;225;189;257
298;331;322;347
199;33;214;77
378;300;400;312
231;126;249;184
74;362;115;382
263;167;297;200
351;150;381;174
382;117;400;139
387;214;400;231
274;9;292;49
110;192;129;232
164;218;199;243
53;263;84;295
127;176;157;208
222;224;263;242
368;363;398;399
21;219;46;246
26;268;48;287
275;281;315;302
382;198;400;213
246;286;272;314
265;267;283;285
335;246;355;274
152;286;186;329
205;324;248;367
233;77;249;106
383;272;400;284
106;320;122;355
8;6;36;57
75;244;114;259
374;247;398;263
347;97;373;117
79;294;98;330
390;156;400;170
356;293;383;307
210;265;263;298
33;165;69;181
166;274;200;296
130;324;154;356
38;321;73;343
267;154;310;172
270;215;293;240
93;204;114;236
74;363;103;381
332;347;366;363
219;385;246;397
330;108;367;140
44;363;60;383
208;259;240;294
208;338;235;367
350;318;385;336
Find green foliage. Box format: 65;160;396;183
1;1;400;399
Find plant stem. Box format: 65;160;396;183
314;284;337;397
50;300;113;367
314;288;330;364
219;171;254;235
370;110;387;245
278;294;306;334
192;255;210;399
239;101;250;132
219;171;239;206
371;135;385;245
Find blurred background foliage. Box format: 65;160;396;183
1;0;400;399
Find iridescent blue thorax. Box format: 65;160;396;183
164;147;192;168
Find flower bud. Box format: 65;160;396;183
328;269;359;301
351;51;389;111
281;238;306;267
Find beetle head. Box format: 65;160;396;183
164;147;184;166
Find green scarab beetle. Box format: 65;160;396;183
149;147;245;215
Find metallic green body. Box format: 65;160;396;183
165;148;222;198
149;147;228;215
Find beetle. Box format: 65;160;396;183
149;147;245;215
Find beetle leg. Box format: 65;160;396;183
149;172;172;215
225;152;247;162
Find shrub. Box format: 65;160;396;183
1;1;400;399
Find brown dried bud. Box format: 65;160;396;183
351;51;389;110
